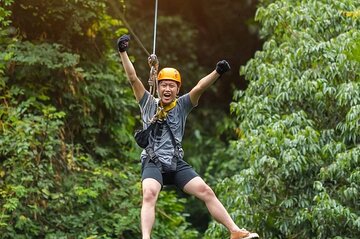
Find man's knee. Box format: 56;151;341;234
142;187;159;204
142;179;161;204
198;184;216;200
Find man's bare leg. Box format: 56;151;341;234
183;177;257;238
141;178;161;239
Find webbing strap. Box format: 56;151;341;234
145;120;181;172
145;122;162;171
164;122;179;171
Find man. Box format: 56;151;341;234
117;34;259;239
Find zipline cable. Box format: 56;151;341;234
152;0;158;55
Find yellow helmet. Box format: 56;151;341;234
158;67;181;87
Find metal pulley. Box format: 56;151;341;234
148;54;159;86
147;54;159;98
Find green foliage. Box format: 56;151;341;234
205;0;360;238
0;101;141;238
0;0;13;27
1;1;198;238
0;0;14;76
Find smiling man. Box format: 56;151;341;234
117;34;259;239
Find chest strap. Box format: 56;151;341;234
145;120;181;172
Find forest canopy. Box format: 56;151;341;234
1;0;359;238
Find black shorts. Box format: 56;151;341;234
141;159;198;189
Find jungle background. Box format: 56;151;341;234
0;0;359;238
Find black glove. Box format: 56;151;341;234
215;60;231;75
117;34;130;52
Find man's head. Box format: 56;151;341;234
158;67;181;105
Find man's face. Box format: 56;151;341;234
158;80;179;105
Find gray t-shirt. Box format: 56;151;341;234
139;91;194;166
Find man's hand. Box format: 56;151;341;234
117;34;130;52
215;60;231;75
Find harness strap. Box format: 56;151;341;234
145;120;181;172
145;148;163;172
164;122;179;171
144;122;162;171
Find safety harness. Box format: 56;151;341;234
135;99;181;172
144;119;181;173
135;98;176;144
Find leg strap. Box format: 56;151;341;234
145;147;163;172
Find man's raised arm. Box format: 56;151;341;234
117;35;145;102
189;60;230;106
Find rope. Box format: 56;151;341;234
121;16;151;56
109;0;150;56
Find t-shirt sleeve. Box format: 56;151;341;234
138;91;157;126
177;93;195;116
139;91;150;110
